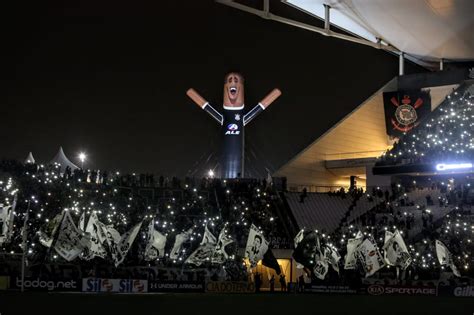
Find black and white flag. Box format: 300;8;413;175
313;257;328;280
293;230;320;269
356;237;385;277
114;222;142;267
245;224;269;267
82;212;107;260
78;212;86;231
99;222;121;262
344;231;363;270
383;230;411;270
169;228;193;260
435;240;461;277
293;229;305;248
186;226;216;266
211;227;233;264
54;211;90;261
0;195;16;245
144;219;167;261
324;245;341;273
39;212;64;248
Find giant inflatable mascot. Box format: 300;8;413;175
186;73;281;178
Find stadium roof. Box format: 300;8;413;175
50;146;79;171
24;152;35;164
218;0;474;68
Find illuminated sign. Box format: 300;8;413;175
435;163;472;171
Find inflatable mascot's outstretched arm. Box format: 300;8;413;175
243;88;282;126
186;88;223;125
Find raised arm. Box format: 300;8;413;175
243;88;282;126
186;88;223;125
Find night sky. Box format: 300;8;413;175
0;0;423;177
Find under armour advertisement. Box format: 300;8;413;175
383;90;431;138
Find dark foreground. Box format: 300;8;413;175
0;292;473;315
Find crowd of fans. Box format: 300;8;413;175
0;159;289;281
0;155;473;285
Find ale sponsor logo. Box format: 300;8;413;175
83;278;147;293
225;124;240;135
15;277;78;291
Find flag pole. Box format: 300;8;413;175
20;200;30;293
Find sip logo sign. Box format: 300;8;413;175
225;124;240;135
82;278;148;293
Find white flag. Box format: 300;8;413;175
344;231;363;270
0;195;17;245
0;205;12;245
54;211;90;261
435;240;461;277
39;212;64;248
82;212;107;260
211;227;234;264
169;228;193;260
114;222;143;267
356;238;385;277
201;225;217;246
144;220;167;261
383;230;411;270
78;212;86;231
294;229;305;248
245;224;269;267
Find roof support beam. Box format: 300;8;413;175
399;52;405;76
324;4;330;31
216;0;398;52
216;0;437;70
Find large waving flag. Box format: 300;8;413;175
356;237;385;277
211;227;234;264
82;212;107;260
435;240;460;277
383;230;411;270
114;222;143;267
0;195;17;245
186;226;217;266
99;222;121;262
344;231;363;270
54;211;90;261
245;224;269;267
39;213;64;248
293;230;320;269
144;219;167;261
169;228;193;260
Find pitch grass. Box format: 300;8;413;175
0;292;473;315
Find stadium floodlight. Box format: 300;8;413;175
436;163;472;171
78;152;87;169
208;169;215;178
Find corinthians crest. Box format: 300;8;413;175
383;90;431;137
